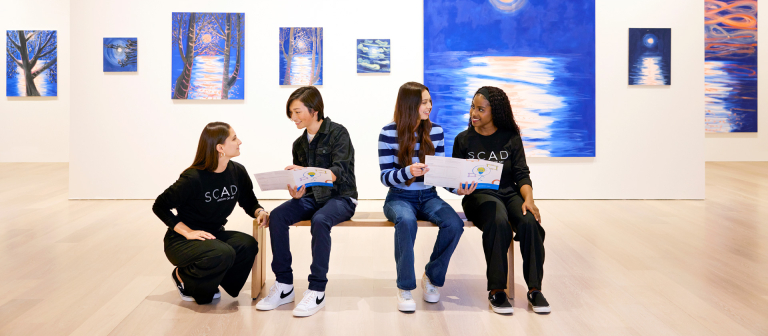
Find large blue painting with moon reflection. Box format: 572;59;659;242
103;38;137;72
628;29;671;85
424;0;595;157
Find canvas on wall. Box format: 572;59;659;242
279;27;323;85
424;0;596;157
104;38;138;72
357;39;390;73
628;28;671;85
171;13;245;100
705;0;757;133
6;30;58;97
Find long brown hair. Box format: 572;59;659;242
189;122;231;172
394;82;434;186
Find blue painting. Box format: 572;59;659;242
424;0;595;157
705;0;757;133
6;30;57;97
171;13;244;100
103;38;137;72
357;39;390;73
279;27;323;85
628;28;671;85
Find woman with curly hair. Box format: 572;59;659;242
452;86;549;315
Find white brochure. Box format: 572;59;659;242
253;167;333;192
424;156;503;190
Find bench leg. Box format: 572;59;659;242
506;241;515;300
251;225;267;299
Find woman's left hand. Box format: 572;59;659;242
256;209;270;228
521;200;541;223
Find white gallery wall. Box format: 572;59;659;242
705;8;768;161
0;0;70;162
69;0;705;200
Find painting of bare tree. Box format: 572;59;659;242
6;30;57;97
171;13;244;100
279;27;323;85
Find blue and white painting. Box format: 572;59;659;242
280;27;323;85
103;38;137;72
628;28;671;85
6;30;57;97
424;0;595;157
357;39;390;73
705;0;757;133
171;13;245;100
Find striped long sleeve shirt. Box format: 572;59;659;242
378;122;445;190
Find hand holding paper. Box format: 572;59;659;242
423;156;503;190
254;167;334;192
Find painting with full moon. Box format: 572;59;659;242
171;13;245;100
628;28;671;86
104;38;137;72
424;0;596;158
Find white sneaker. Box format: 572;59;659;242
255;282;295;311
422;273;440;303
292;290;325;317
397;289;416;312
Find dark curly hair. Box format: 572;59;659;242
468;86;521;135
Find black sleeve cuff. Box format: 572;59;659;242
517;178;533;188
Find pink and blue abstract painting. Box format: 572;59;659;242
103;38;137;72
705;0;757;133
628;28;671;85
424;0;595;157
171;13;245;100
280;27;323;85
6;30;57;97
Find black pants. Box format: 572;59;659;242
462;192;545;291
269;196;356;291
164;228;258;304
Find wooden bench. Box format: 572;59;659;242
251;212;515;299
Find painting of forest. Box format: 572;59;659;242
279;27;323;85
104;38;137;72
171;13;244;100
6;30;58;97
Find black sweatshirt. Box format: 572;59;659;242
152;161;262;232
451;127;532;198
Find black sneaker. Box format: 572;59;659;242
527;290;550;313
172;268;194;302
488;291;514;314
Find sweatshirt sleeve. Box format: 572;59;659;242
235;163;262;218
378;126;414;187
510;135;532;188
152;173;194;229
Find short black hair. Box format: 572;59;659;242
286;86;324;121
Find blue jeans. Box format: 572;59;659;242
383;187;464;290
270;196;356;291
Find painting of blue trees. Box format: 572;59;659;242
705;0;757;133
628;28;671;85
357;39;390;73
171;13;244;100
424;0;595;157
104;38;137;72
280;28;323;85
6;30;57;97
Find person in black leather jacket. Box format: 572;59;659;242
255;86;358;317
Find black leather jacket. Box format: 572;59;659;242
292;117;358;202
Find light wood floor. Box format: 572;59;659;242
0;162;766;336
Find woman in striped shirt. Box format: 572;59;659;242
378;82;464;312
